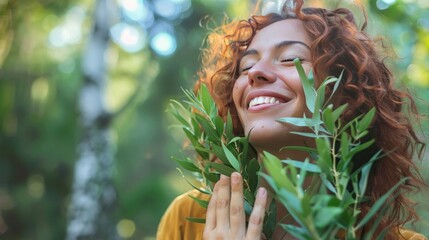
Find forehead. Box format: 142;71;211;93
248;19;311;49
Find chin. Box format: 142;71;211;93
246;124;286;150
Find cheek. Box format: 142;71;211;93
232;78;246;107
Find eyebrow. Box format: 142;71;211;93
242;40;310;58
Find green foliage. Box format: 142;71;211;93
169;85;262;220
171;60;407;239
262;60;404;240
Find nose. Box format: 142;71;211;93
247;62;276;85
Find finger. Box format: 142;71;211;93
246;187;267;239
229;172;246;237
204;182;219;231
215;174;231;230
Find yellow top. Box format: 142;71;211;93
157;190;427;240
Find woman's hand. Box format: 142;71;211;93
203;172;268;240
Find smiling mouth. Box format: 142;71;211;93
248;96;286;108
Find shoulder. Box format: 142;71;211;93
162;189;208;218
399;228;428;240
157;189;208;240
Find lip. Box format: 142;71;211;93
245;90;291;109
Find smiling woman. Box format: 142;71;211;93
157;0;427;239
232;19;312;156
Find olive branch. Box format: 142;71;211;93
168;59;405;239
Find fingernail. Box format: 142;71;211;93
258;188;266;197
231;172;240;184
220;174;229;182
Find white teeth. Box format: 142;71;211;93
249;96;282;108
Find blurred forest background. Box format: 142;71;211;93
0;0;428;239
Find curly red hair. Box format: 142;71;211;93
195;0;425;237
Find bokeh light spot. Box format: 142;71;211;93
153;0;180;19
116;219;136;238
27;175;45;199
111;22;146;53
48;6;85;48
150;32;177;56
31;78;50;102
376;0;396;10
120;0;152;23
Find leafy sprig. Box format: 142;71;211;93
169;59;404;239
169;83;276;232
260;59;404;239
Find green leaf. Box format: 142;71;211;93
183;128;209;159
355;130;369;140
247;158;260;193
294;58;316;112
214;115;224;134
281;160;321;173
195;114;220;142
239;133;253;165
204;172;219;183
356;178;408;229
211;143;229;165
263;152;295;192
315;138;332;175
188;194;209;208
190;116;203;137
280;224;309;240
320;174;337;194
339;132;350;162
198;84;214;117
358;161;373;195
280;146;317;154
222;143;240;171
322;105;335;134
362;203;390;240
263;199;277;239
322;70;343;106
348;139;375;157
314;207;343;228
176;168;211;195
290;132;330;138
207;162;235;176
173;157;200;172
277;117;323;127
357;108;376;133
169;100;191;127
243;188;256;206
332;70;343;95
203;172;219;183
277;188;303;218
307;68;315;86
331;103;348;123
183;89;205;114
313;82;326;129
225;111;234;140
186;217;205;224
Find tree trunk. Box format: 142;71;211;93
66;0;119;239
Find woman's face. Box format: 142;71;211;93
232;19;313;153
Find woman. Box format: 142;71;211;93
157;0;426;239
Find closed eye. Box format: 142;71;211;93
281;57;304;62
240;65;253;73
